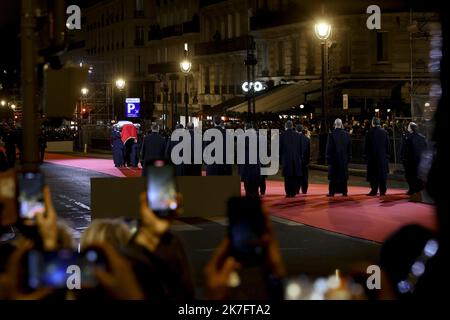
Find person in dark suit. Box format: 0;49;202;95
166;123;185;176
183;123;202;176
401;122;428;195
141;124;167;175
296;124;310;194
326;118;352;197
280;120;303;197
238;123;261;197
364;117;390;196
111;128;124;167
205;116;232;176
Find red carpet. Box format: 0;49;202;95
45;153;437;243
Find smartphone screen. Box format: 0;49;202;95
27;249;107;289
78;249;107;288
17;172;45;220
227;197;266;265
146;160;178;218
27;250;77;289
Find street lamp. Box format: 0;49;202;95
0;100;6;107
81;87;89;96
113;78;126;120
115;78;126;91
315;20;332;165
11;104;16;110
180;43;192;126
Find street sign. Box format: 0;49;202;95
126;98;140;118
343;94;349;110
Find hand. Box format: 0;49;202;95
35;186;58;251
134;192;171;252
93;243;145;300
0;239;53;300
204;238;239;300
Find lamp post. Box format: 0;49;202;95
113;78;126;121
180;43;192;127
315;20;332;165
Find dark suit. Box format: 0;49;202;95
280;128;303;197
205;125;232;176
183;129;202;176
401;132;427;194
238;129;261;197
326;128;352;195
111;130;124;167
298;133;310;194
141;132;167;175
364;126;390;195
165;136;185;176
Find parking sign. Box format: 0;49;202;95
126;98;140;118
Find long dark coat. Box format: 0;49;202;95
401;132;427;180
165;134;185;176
300;133;310;169
326;128;352;182
205;125;232;176
141;132;167;165
280;128;303;177
238;129;261;183
183;129;202;176
111;130;124;167
364;126;390;182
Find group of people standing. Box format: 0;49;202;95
326;117;391;197
111;124;142;168
325;116;427;198
116;115;427;199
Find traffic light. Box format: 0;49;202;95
81;107;89;119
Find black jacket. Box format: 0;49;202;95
364;126;390;181
326;128;352;182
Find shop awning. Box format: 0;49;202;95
228;81;321;113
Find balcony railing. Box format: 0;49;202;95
161;24;183;38
195;36;248;56
148;62;179;74
250;8;303;31
199;0;226;8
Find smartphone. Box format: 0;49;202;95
145;160;178;218
26;249;107;289
227;197;266;265
27;250;78;289
17;172;45;221
78;249;107;288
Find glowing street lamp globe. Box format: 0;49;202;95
0;100;6;106
315;21;332;41
115;78;126;90
11;104;16;110
81;88;89;96
180;59;192;73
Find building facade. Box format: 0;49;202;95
62;0;440;126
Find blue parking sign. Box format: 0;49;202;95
126;98;140;118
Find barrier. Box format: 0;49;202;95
46;141;74;152
91;176;241;220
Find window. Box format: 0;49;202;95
235;12;240;37
136;0;144;11
227;14;233;39
277;41;284;75
376;31;389;62
135;26;144;46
